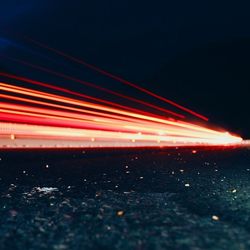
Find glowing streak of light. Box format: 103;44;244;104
0;62;184;119
0;122;242;147
0;101;231;139
0;82;225;135
0;74;242;147
26;38;208;121
0;93;166;125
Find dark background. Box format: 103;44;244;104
0;1;250;137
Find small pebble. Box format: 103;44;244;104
212;215;219;221
117;210;124;216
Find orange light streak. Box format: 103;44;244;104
0;82;225;135
0;100;230;139
0;75;242;148
0;66;184;119
0;122;242;147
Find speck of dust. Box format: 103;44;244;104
212;215;220;221
117;210;125;216
34;187;59;194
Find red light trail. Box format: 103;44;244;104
0;82;230;134
0;61;185;119
0;77;243;149
0;38;244;148
26;38;209;121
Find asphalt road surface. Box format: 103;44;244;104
0;147;250;250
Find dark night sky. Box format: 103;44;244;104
1;1;250;137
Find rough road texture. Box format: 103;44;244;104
0;148;250;250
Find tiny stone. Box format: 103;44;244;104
117;210;124;216
212;215;219;221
